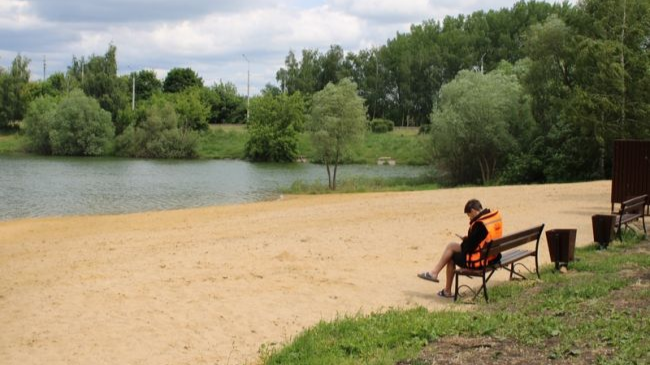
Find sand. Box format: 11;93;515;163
0;180;612;364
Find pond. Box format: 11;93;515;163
0;156;431;221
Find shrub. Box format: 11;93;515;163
115;98;198;158
23;95;57;154
245;92;304;162
23;90;114;156
48;90;115;156
369;118;394;133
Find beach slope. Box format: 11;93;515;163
0;181;610;364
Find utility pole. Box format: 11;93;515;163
127;66;135;110
242;54;250;124
43;55;46;80
132;71;135;110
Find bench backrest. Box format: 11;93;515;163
482;224;545;258
620;194;648;217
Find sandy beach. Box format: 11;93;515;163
0;180;612;364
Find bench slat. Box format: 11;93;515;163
500;249;535;265
615;194;647;237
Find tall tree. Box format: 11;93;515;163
134;69;162;101
307;78;366;190
171;87;210;131
210;81;245;123
70;44;128;122
0;54;31;129
163;67;203;93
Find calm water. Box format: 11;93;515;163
0;155;431;221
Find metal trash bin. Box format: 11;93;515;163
546;229;577;271
591;214;616;249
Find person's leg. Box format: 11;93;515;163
428;242;461;280
444;260;455;295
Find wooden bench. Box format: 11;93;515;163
454;224;545;302
615;194;648;239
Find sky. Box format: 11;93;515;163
0;0;574;95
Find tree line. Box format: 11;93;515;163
273;0;650;184
1;0;649;187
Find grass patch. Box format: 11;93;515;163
197;125;248;159
297;129;430;165
349;129;430;165
282;175;439;194
261;232;649;364
0;130;26;154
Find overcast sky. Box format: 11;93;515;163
0;0;573;95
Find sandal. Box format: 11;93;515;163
417;272;439;283
437;289;453;298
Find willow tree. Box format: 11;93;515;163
307;78;366;190
430;68;534;185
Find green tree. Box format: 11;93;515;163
163;67;203;93
134;69;162;101
171;87;210;131
567;0;650;175
244;92;305;162
22;95;58;154
430;69;534;185
276;49;321;95
69;45;129;122
210;81;246;123
115;95;198;158
0;54;31;129
307;78;366;190
48;90;115;156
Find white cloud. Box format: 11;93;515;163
0;0;577;93
327;0;435;23
0;0;42;29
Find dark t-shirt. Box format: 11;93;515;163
460;210;490;255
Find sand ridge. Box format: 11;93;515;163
0;180;611;364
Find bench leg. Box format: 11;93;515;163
535;254;540;279
454;272;459;302
482;274;489;302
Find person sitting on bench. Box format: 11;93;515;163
417;199;503;298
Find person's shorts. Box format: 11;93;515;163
452;252;468;268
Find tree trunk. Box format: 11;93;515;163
326;162;332;190
478;157;487;185
332;150;340;190
477;156;495;185
620;0;627;135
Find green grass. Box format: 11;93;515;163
261;231;649;364
197;126;431;166
297;128;430;165
197;125;248;159
283;175;439;194
0;130;26;154
349;128;430;165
